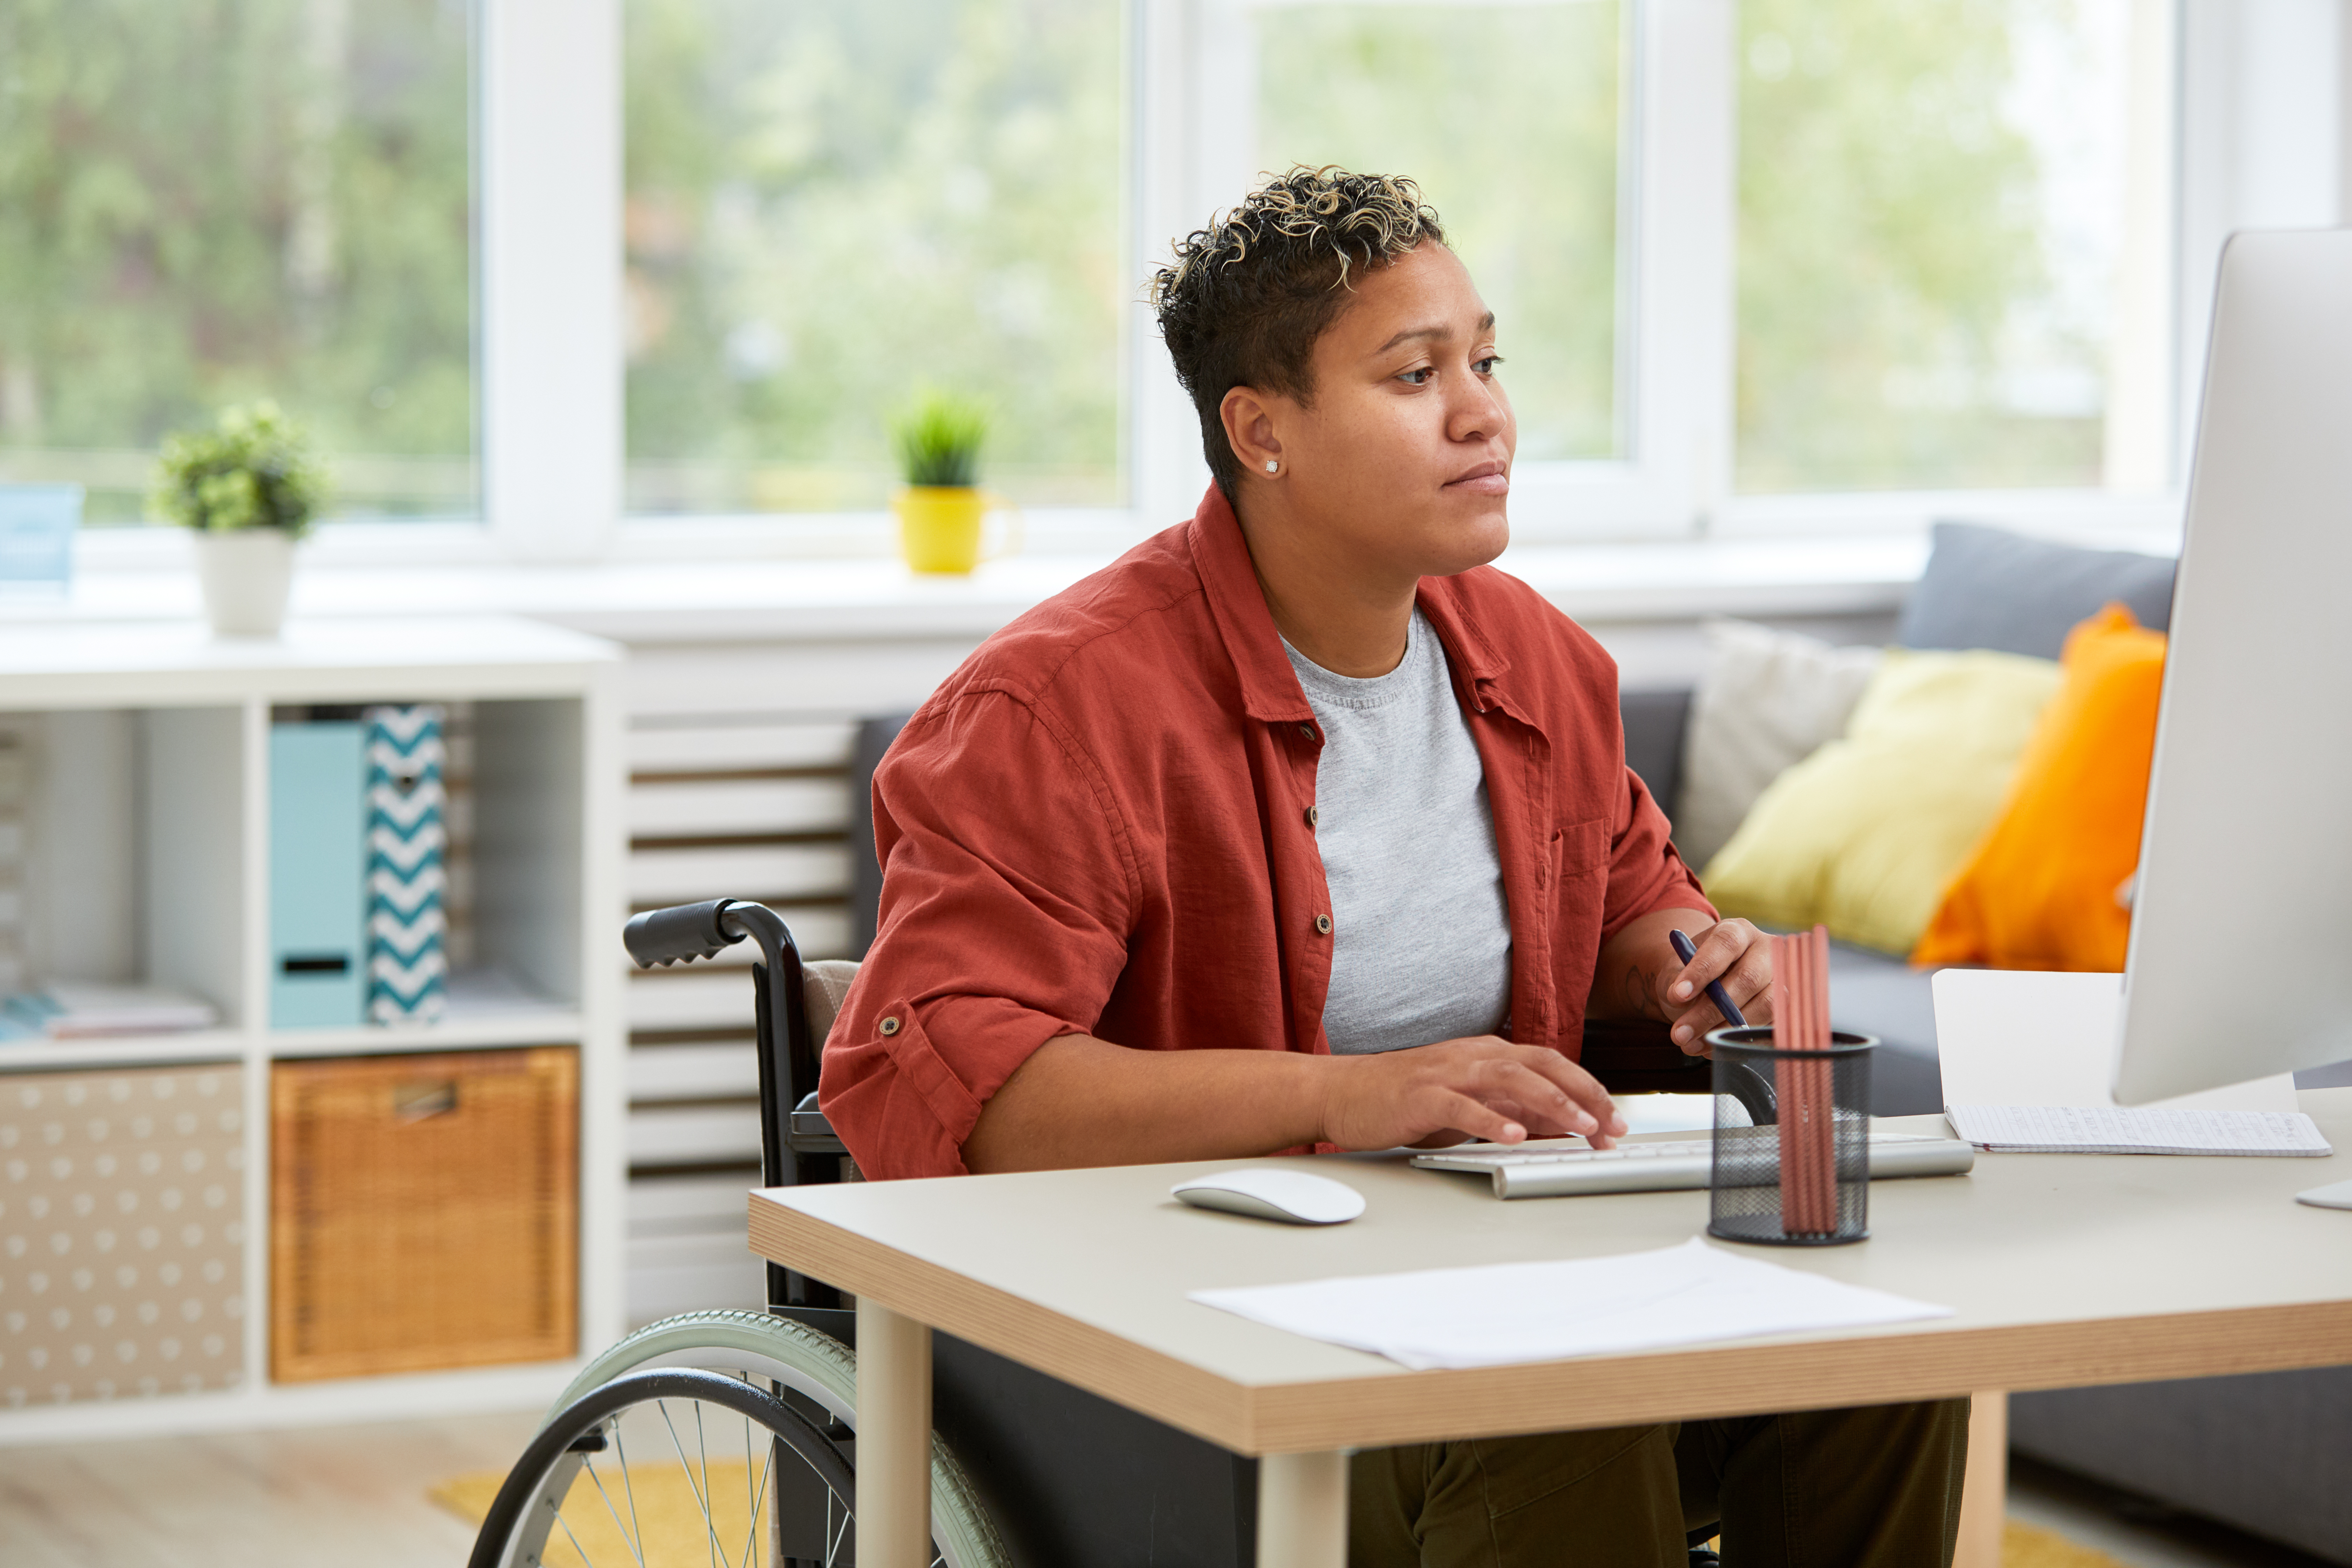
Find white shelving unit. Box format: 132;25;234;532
0;615;625;1441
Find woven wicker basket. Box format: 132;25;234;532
271;1047;577;1382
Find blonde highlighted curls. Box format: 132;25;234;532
1149;166;1443;308
1152;167;1447;499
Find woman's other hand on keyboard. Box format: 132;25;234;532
1319;1036;1627;1152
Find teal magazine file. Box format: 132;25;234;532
364;706;448;1023
270;722;366;1028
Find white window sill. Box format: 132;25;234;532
27;531;1926;644
24;501;2180;645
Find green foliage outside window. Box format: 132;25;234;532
1252;2;1622;463
1736;0;2108;492
623;0;1125;513
0;0;2137;528
0;0;476;523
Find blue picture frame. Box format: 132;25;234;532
0;484;82;588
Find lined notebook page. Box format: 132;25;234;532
1947;1105;2333;1156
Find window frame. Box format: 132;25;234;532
481;0;623;562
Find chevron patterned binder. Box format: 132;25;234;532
364;705;448;1024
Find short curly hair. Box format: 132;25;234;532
1150;166;1446;499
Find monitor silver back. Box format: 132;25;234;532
2114;228;2352;1104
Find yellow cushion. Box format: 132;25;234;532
1701;648;2062;954
1913;606;2165;971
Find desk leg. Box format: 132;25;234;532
1954;1390;2008;1568
1258;1450;1348;1568
856;1297;932;1568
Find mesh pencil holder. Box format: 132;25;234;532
1703;1026;1876;1247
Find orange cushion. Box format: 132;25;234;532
1912;604;2165;971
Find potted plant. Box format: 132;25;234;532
149;400;327;637
890;390;1014;574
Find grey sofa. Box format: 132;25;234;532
1621;522;2352;1565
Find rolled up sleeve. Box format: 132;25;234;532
1600;764;1713;944
818;689;1136;1180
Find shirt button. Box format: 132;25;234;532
1297;723;1315;741
1315;913;1333;936
879;1016;902;1036
1305;805;1319;828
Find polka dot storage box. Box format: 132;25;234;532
0;1063;246;1408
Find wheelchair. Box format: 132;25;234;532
467;897;1759;1568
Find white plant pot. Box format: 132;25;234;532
193;529;296;638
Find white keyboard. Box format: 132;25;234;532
1412;1132;1976;1199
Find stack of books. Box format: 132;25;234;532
0;981;219;1041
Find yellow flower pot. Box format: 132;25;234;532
893;485;1019;574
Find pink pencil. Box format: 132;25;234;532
1771;933;1802;1231
1806;926;1837;1230
1790;931;1818;1233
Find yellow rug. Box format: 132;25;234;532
439;1470;2123;1568
2000;1520;2132;1568
436;1460;771;1568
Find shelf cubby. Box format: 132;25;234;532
0;615;625;1442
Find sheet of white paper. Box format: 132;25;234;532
1931;970;2297;1113
1188;1237;1951;1372
1946;1104;2332;1156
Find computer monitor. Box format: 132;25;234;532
2113;228;2352;1105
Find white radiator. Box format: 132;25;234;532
618;637;979;1319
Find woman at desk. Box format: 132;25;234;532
821;168;1967;1566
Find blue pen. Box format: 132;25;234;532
1668;928;1747;1029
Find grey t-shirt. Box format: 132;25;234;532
1283;610;1514;1055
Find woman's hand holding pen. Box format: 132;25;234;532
1597;909;1777;1056
1660;916;1775;1054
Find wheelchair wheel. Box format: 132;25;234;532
488;1308;1009;1568
468;1366;861;1568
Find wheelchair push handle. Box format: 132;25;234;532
623;898;747;968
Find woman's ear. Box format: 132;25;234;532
1219;386;1285;479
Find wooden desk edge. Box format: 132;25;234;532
749;1194;2352;1456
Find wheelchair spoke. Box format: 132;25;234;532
741;1413;754;1566
734;1426;776;1568
656;1397;730;1568
694;1402;717;1568
551;1506;595;1568
614;1423;650;1568
580;1448;650;1568
826;1486;849;1568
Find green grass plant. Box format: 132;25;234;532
891;390;990;489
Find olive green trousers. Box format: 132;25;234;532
1348;1397;1970;1568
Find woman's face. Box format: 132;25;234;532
1235;241;1516;583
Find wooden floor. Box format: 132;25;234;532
0;1408;541;1568
0;1410;2331;1568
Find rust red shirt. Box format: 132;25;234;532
819;486;1710;1180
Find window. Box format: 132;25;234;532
1734;0;2172;496
1218;0;1625;463
621;0;1127;514
0;0;476;524
20;1;2324;553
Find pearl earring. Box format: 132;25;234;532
1265;459;1279;473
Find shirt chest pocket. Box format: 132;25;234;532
1551;817;1609;887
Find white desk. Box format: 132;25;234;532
750;1092;2352;1567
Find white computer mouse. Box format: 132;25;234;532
1170;1168;1366;1225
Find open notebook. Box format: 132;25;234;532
1934;971;2331;1156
